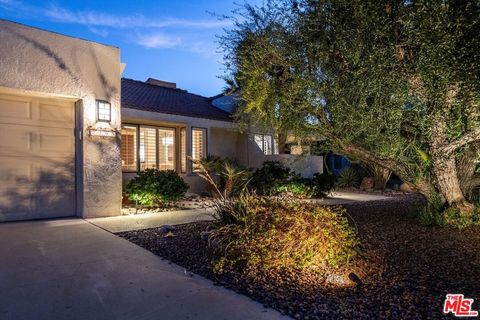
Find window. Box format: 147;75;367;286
121;125;176;172
254;134;278;155
158;128;175;170
139;127;157;170
180;127;186;173
96;100;111;122
121;125;137;171
192;128;206;171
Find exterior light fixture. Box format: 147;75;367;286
96;100;111;122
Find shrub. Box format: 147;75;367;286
273;179;314;198
192;155;251;197
309;172;336;198
336;167;360;188
124;169;188;206
412;192;480;229
274;180;314;198
209;193;359;273
249;161;292;195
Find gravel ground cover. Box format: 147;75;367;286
117;195;480;319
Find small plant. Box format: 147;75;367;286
274;180;314;198
192;155;251;197
309;172;336;198
209;193;359;274
124;169;188;206
336;167;360;188
249;161;292;195
412;192;480;229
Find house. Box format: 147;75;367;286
0;19;322;222
0;19;122;221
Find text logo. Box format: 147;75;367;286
444;294;478;317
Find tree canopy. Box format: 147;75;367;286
221;0;480;217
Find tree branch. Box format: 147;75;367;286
337;142;436;197
440;127;480;156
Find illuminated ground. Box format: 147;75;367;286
118;195;480;319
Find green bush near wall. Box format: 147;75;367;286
124;169;188;206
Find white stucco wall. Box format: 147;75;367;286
0;19;122;218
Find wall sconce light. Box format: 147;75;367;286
96;100;111;123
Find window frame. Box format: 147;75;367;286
253;133;278;155
96;100;111;123
180;127;187;173
121;123;177;173
121;124;139;173
191;127;207;173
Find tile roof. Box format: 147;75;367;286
121;78;233;122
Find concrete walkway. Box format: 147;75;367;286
314;191;391;205
0;218;288;320
88;192;392;233
88;208;215;233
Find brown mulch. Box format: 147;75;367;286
117;195;480;320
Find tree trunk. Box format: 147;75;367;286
430;110;475;216
277;133;287;154
456;142;480;198
432;156;474;215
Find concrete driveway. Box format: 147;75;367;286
0;218;288;320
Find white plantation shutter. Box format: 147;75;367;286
192;128;206;171
140;127;157;170
121;125;137;171
180;127;186;173
158;128;175;170
254;134;275;155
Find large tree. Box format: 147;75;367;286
221;0;480;217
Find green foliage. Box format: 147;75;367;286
309;172;336;197
209;193;359;273
413;192;445;226
124;169;188;206
413;192;480;229
193;155;251;197
249;161;292;195
274;180;314;198
221;0;480;216
336;167;360;188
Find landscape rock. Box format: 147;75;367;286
399;183;416;193
158;225;176;235
359;177;375;191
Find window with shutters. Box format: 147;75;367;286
139;127;157;170
121;125;137;171
121;125;177;172
158;128;175;170
180;127;186;173
254;134;278;155
192;128;206;172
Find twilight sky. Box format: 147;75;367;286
0;0;259;96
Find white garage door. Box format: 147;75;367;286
0;92;76;221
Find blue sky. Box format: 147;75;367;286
0;0;259;96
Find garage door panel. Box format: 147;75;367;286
38;158;75;185
0;124;33;156
35;186;76;216
39;102;75;125
38;128;74;155
0;157;35;184
0;92;76;221
0;186;34;214
0;97;32;120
